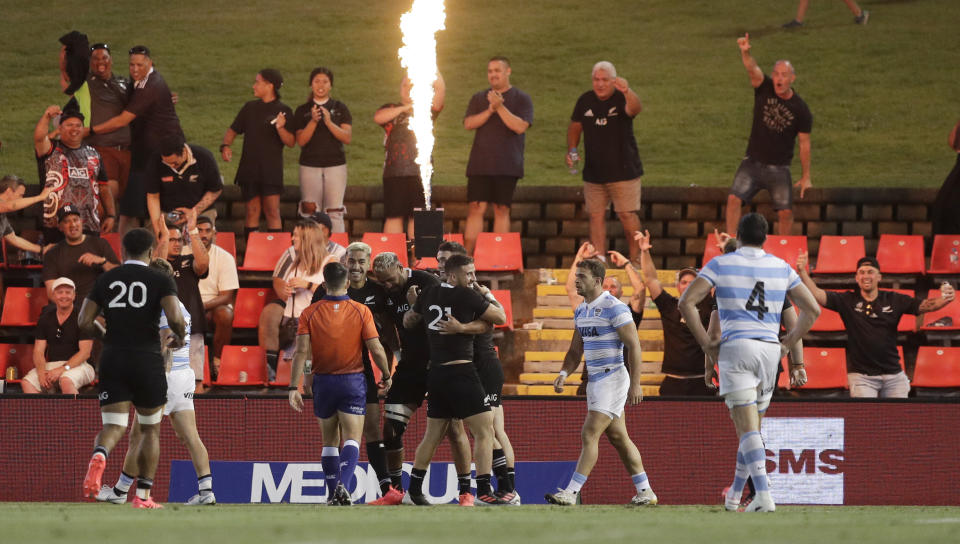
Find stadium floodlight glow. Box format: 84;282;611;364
398;0;445;211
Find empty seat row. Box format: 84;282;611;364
778;346;960;390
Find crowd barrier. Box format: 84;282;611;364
1;396;957;505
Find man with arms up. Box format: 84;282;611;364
546;259;657;506
144;134;223;236
78;228;186;508
679;213;819;512
726;34;812;237
289;262;392;505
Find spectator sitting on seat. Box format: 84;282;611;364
259;219;338;380
21;277;96;394
145;134;222;236
42;204;119;302
796;253;955;398
195;216;238;381
308;211;347;263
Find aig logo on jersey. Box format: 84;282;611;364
761;417;845;504
67;166;89;178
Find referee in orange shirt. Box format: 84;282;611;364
288;261;392;505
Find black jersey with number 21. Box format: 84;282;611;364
87;263;178;354
414;283;490;364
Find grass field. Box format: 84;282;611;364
1;0;959;190
4;503;960;544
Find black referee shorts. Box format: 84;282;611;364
384;360;428;406
427;362;490;420
475;356;504;407
97;347;166;409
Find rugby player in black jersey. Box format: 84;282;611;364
78;228;186;508
402;254;508;505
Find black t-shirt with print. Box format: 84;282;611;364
824;290;920;375
384;270;440;366
745;76;813;166
289;99;352;167
571;90;643;183
143;144;223;211
230;99;294;186
87;262;178;353
414;283;490;364
168;254;209;335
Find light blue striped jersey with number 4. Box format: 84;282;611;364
574;291;635;378
159;300;192;371
698;246;800;344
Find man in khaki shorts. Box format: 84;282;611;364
566;61;644;263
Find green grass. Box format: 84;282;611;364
1;0;959;189
4;503;960;544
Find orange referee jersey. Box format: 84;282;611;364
297;294;379;375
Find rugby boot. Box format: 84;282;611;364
82;456;106;500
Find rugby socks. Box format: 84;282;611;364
388;466;404;490
135;477;153;500
507;468;515;491
740;431;771;501
457;473;472;495
492;449;511;492
409;467;427;496
339;440;360;490
631;472;650;494
198;474;213;497
729;450;749;502
321;447;341;494
476;474;494;497
92;446;108;461
564;471;588;495
114;471;135;495
366;441;391;494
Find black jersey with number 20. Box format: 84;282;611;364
87;262;178;354
414;283;490;364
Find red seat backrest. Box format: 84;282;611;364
799;347;848;389
876;234;925;275
0;287;48;327
216;345;267;386
912;346;960;387
239;232;291;271
927;235;960;274
361;233;408;267
233;288;275;328
813;236;865;274
474;232;523;273
762;235;808;270
491;289;513;330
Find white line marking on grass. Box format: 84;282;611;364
914;518;960;524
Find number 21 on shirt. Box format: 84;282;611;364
426;305;452;330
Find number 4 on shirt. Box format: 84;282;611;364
744;281;768;319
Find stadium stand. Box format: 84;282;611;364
233;288;275;329
215;345;267;386
762;235;808;270
0;343;34;384
876;234;925;285
0;287;47;327
912;346;960;390
238;232;291;272
812;235;865;275
361;232;408;267
215;231;237;259
927;235;960;276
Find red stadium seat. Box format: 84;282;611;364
269;358;292;387
920;289;960;331
813;236;865;274
0;287;48;327
362;233;408;267
491;289;513;330
1;238;41;270
216;345;267;386
912;346;960;388
233;288;276;328
474;232;523;273
927;235;960;275
215;231;236;259
0;343;35;383
876;234;925;275
762;235;808;270
329;232;349;248
796;347;848;389
810;305;844;332
702;235;723;267
202;345;212;386
887;289;919;332
238;232;291;272
102;232;123;261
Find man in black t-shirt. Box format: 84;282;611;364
462;56;533;254
797;254;955;398
404;254;508;505
42;205;120;302
726;34;813;237
144;134;223;235
567;61;644;263
221;69;295;236
78;228;185;507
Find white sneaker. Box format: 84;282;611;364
545;488;577;505
186;492;216;505
742;494;775;513
401;491;431;506
629;488;658;506
508;490;521;505
95;485;127;504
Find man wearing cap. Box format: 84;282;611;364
309;211;347;262
84;43;132;217
636;230;716;396
22;277;97;394
221;69;295;238
144;134;223;236
43;205;120;302
34;105;116;241
796;253;955;398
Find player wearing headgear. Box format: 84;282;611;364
546;258;656;506
78;228;186;508
679;213;819;513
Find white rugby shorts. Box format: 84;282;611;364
585;365;629;419
718;338;781;398
164;368;196;415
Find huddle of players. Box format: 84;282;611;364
307;240;517;506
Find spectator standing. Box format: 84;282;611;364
86;45;184;235
221;69;295;236
725;34;812;237
42;205;119;302
932;119;960;235
289;67;352;232
567;61;644;263
462;56;533;254
84;43;132;219
195;216;238;380
375;75;445;238
144;134;223;235
796;253;954;398
783;0;869;28
35;107;116;241
22;277;95;394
